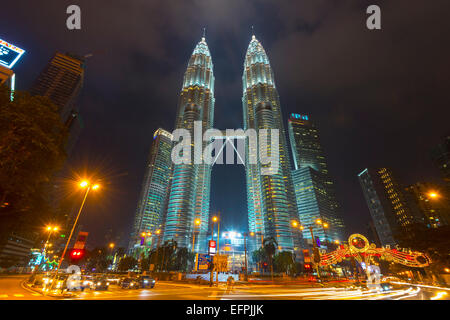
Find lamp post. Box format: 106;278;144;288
243;232;249;281
291;218;330;280
192;218;201;252
215;212;221;285
152;229;162;272
50;180;100;290
42;226;59;269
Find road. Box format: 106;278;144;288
0;275;52;300
0;275;448;300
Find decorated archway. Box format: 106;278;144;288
318;234;431;268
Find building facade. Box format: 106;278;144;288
405;182;449;229
242;35;300;252
358;168;424;247
288;114;345;246
129;128;173;255
431;135;450;185
30;52;85;154
163;36;215;251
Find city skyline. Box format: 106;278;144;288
1;1;449;249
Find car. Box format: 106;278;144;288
380;282;393;292
120;277;140;289
90;277;109;290
137;275;156;288
381;276;400;283
106;276;121;285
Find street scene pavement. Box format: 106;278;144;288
1;275;448;301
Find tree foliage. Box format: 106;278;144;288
117;256;138;272
0;85;67;231
274;251;296;275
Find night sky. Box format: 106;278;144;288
1;1;449;248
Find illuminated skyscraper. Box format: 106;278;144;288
163;36;215;251
288;114;345;245
242;35;299;252
358;168;424;246
129;128;173;254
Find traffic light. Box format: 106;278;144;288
304;263;312;271
69;248;85;261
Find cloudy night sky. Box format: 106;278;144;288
1;1;449;248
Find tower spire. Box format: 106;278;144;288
251;25;255;39
202;27;206;41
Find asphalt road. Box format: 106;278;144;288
0;275;448;300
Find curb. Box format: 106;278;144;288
21;280;76;299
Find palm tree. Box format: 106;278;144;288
263;236;278;281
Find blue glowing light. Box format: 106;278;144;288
0;39;25;69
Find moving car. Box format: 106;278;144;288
137;275;156;288
90;277;109;290
120;277;140;289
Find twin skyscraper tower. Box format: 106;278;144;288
129;34;345;256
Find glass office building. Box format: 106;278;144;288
242;35;299;252
129;128;173;254
358;168;424;247
288;114;345;245
164;36;215;251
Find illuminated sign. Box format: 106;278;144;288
208;240;217;255
195;253;212;270
290;113;309;121
74;231;89;249
0;38;25;69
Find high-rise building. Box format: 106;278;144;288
404;182;450;228
163;36;215;251
358;168;424;246
288;114;345;245
129;128;173;254
291;168;344;245
30;52;85;154
431;135;450;185
242;35;299;252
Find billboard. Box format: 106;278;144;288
208;240;216;255
195;253;212;271
0;38;25;69
74;231;89;249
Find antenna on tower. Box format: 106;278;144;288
202;27;206;40
251;25;255;39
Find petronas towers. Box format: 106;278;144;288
129;33;344;256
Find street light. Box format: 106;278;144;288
38;225;59;272
428;192;439;199
292;218;331;280
50;179;101;290
192;218;201;252
243;232;251;281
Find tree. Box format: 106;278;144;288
263;236;278;281
161;239;177;272
252;247;267;274
274;251;296;275
117;256;137;272
86;247;112;273
0;85;67;232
